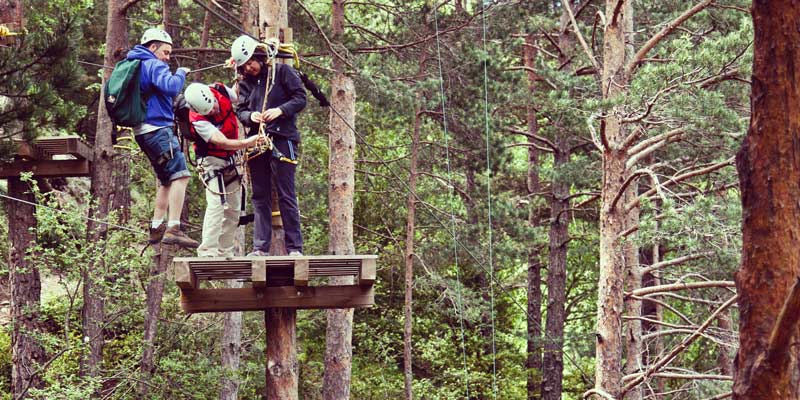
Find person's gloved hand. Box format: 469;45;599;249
177;67;191;75
250;111;263;123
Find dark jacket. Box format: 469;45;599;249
126;45;187;127
236;62;307;142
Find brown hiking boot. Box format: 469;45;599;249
161;226;199;249
149;223;166;244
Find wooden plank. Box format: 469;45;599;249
180;285;374;313
252;259;266;287
0;159;90;178
34;136;94;161
294;258;308;286
359;258;376;287
174;261;197;291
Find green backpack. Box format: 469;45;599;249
104;59;147;129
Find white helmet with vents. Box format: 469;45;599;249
231;35;259;67
184;83;216;115
141;28;173;46
231;35;278;67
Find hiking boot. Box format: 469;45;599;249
247;250;269;257
289;251;303;256
148;223;166;244
161;226;199;249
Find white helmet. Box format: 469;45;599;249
231;35;259;67
184;83;216;115
141;28;173;46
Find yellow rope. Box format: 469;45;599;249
0;25;20;37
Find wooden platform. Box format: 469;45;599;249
173;255;376;313
1;136;93;178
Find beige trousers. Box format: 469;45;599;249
196;156;242;257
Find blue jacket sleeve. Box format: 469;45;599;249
277;65;307;117
149;61;186;97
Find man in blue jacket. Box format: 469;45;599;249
128;28;198;249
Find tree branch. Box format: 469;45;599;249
504;126;558;151
629;281;735;297
626;129;686;168
641;252;714;275
625;157;735;212
564;0;600;73
625;0;715;77
620;294;737;394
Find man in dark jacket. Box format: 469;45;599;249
128;27;198;249
232;35;307;256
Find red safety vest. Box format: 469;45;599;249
189;83;239;159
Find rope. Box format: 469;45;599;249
0;192;146;236
481;2;497;399
479;2;498;397
0;25;20;38
432;2;472;397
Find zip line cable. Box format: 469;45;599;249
432;1;472;397
0;192;146;236
477;0;499;396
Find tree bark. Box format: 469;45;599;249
324;2;356;398
260;2;298;399
403;90;424;400
542;135;570;400
241;0;259;36
524;33;543;400
541;8;574;399
595;0;634;397
258;0;287;32
265;308;297;400
8;177;45;398
138;245;173;397
82;0;130;381
733;2;800;398
220;216;247;400
162;0;179;44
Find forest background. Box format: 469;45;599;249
0;0;753;399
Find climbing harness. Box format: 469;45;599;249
196;154;244;206
243;41;299;166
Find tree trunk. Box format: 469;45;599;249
138;245;173;396
403;91;424;400
82;0;130;381
717;310;734;377
733;2;800;398
596;0;633;397
197;3;213;71
542;138;570;400
259;2;298;399
220;216;247;400
258;0;286;32
8;177;45;398
265;308;297;400
219;290;243;400
524;33;543;400
541;8;575;398
324;2;356;398
241;0;259;35
162;0;179;43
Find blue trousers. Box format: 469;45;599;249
249;137;302;253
